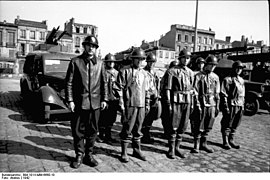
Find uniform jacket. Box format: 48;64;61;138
105;68;119;101
162;65;194;104
143;66;159;101
116;66;150;108
220;75;245;108
65;52;108;110
193;71;220;107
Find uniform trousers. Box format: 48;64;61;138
193;106;216;138
168;103;191;141
71;108;100;156
221;106;243;135
142;99;159;130
99;100;119;130
120;107;145;142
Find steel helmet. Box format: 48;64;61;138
130;48;146;60
196;57;205;64
104;53;116;62
178;49;191;58
232;60;246;69
82;35;99;48
146;53;157;62
205;55;218;65
169;61;178;68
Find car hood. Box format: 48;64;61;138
45;72;67;79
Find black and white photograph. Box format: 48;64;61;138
0;0;269;177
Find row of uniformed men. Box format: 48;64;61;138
65;35;245;168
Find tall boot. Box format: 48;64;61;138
141;126;154;144
71;153;84;169
96;128;105;143
175;139;185;158
228;133;240;149
191;138;200;153
222;133;231;150
200;136;214;153
120;141;129;163
83;153;98;167
166;139;175;159
132;139;146;161
104;127;118;144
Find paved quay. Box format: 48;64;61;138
0;78;269;173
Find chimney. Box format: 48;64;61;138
225;36;231;43
17;15;20;21
42;20;47;25
3;20;6;24
257;40;263;47
241;35;245;42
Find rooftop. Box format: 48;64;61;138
14;19;47;29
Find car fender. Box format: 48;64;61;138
38;85;68;109
246;91;262;99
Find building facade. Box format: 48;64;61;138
159;24;215;57
0;21;18;74
141;40;175;68
64;18;98;54
232;35;265;54
214;36;232;50
15;16;48;73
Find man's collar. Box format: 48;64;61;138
82;51;97;65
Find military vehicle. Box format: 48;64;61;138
191;46;270;116
20;27;76;123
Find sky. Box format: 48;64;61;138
0;0;269;57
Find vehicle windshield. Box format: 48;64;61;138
44;59;70;79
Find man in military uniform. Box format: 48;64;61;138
65;35;108;168
141;52;161;144
220;61;245;150
192;55;220;153
98;53;119;144
162;49;194;159
190;57;206;136
116;48;150;162
193;57;205;75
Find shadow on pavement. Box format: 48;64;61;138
24;136;73;151
0;140;72;163
22;124;71;137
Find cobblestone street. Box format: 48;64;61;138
0;78;269;173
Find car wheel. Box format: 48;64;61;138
244;96;259;116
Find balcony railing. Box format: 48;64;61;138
17;51;26;57
6;42;16;48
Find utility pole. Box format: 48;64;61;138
193;0;198;52
268;0;270;46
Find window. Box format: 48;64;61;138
20;30;26;38
29;44;35;52
165;52;169;59
177;34;181;41
190;47;194;52
9;50;15;58
39;32;45;40
178;46;181;52
192;36;195;43
198;37;201;43
204;37;207;44
0;31;2;44
75;37;80;47
7;32;15;47
209;47;212;50
159;51;163;58
20;43;26;55
204;46;207;51
222;45;225;49
30;31;35;39
76;27;80;33
91;28;95;35
198;46;201;51
216;44;219;49
209;38;213;45
84;27;87;34
185;35;189;42
171;52;174;59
